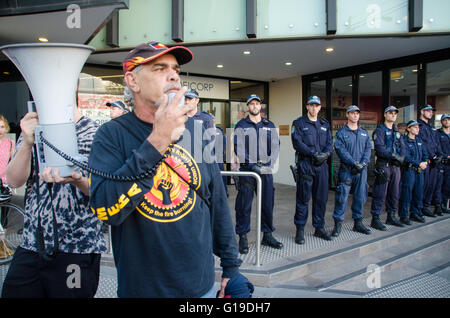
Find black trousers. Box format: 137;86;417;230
1;246;101;298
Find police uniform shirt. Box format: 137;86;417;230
403;135;429;168
334;125;372;166
233;116;280;169
291;115;332;158
372;124;405;160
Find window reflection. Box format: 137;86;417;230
426;59;450;128
390;66;418;132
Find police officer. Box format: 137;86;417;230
418;105;444;217
234;94;282;254
369;106;405;230
291;96;333;244
437;114;450;214
398;120;429;224
332;106;373;237
185;89;214;130
211;113;228;196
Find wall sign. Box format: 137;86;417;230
180;75;229;100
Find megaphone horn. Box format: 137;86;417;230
0;43;95;177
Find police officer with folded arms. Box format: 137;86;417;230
418;105;444;217
437;114;450;214
234;94;282;254
369;106;405;230
398;120;429;224
332;106;373;237
291;96;333;244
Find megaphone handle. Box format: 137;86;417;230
27;101;37;113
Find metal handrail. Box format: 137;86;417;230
105;171;263;267
221;170;262;267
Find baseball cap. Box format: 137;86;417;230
441;114;450;121
246;94;262;104
185;89;199;99
122;41;193;73
420;104;435;111
384;106;399;113
306;96;321;105
106;100;129;113
407;120;419;128
346;105;360;113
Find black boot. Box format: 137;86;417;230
370;215;387;231
410;213;425;223
261;232;283;249
314;227;332;241
442;202;450;214
422;206;436;218
239;233;249;254
295;227;305;245
386;211;404;227
331;220;342;237
434;205;443;216
354;218;371;234
400;217;412;226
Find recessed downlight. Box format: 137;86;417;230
325;47;334;53
243;51;251;55
38;37;49;42
217;64;224;68
285;62;292;66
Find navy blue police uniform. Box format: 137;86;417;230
215;125;228;196
418;115;443;216
291;113;332;235
332;117;372;231
234;115;279;237
398;123;429;223
437;115;450;213
369;119;405;227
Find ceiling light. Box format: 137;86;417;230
217;64;223;68
390;71;404;80
243;51;251;55
359;75;365;78
325;47;334;53
412;69;418;73
38;37;48;42
3;71;10;75
285;62;292;66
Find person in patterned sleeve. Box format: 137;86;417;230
1;105;107;298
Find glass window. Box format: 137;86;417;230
184;0;246;42
198;100;228;130
421;0;450;33
230;80;266;127
257;0;326;38
78;66;125;126
426;59;450;128
337;0;408;35
309;80;327;119
331;76;353;187
390;66;418;132
119;0;173;46
359;71;382;189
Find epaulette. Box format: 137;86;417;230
319;117;328;125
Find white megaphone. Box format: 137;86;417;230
0;43;94;177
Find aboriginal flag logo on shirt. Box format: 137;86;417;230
137;144;201;222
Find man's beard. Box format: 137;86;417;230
154;83;182;107
249;108;260;116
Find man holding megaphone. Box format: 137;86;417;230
2;105;107;298
88;41;243;298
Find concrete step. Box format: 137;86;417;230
227;215;450;289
